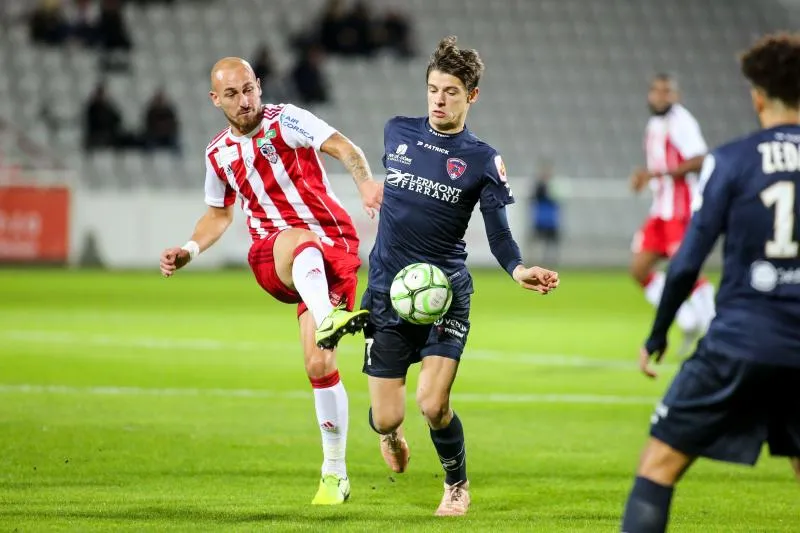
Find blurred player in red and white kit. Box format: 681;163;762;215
159;57;383;505
630;73;716;354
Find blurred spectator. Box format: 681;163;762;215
143;89;180;154
29;0;69;46
377;9;415;58
96;0;132;72
318;0;377;57
529;160;562;265
64;0;99;47
291;44;329;104
83;82;138;151
319;0;349;55
341;1;378;56
252;44;276;86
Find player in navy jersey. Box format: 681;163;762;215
361;36;559;516
621;33;800;533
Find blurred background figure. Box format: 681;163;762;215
83;81;123;151
29;0;69;46
142;88;180;155
291;44;330;104
96;0;132;72
528;159;562;266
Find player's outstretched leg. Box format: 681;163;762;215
620;438;694;533
367;376;410;473
274;229;368;350
300;312;351;505
417;356;470;516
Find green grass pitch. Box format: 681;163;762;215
0;268;797;532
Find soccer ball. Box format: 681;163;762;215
390;263;453;325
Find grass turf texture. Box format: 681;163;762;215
0;269;797;532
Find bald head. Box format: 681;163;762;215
210;57;256;91
209;56;263;136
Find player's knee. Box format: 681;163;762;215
417;394;450;427
637;438;692;486
304;351;333;380
294;230;322;249
370;408;403;434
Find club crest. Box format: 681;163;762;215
260;143;279;164
446;158;467;180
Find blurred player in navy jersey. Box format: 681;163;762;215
360;36;559;516
622;33;800;533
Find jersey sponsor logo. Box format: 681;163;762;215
415;140;450;155
750;260;800;292
385;167;462;204
434;317;467;341
280;115;314;141
427;126;451;138
259;143;279;164
387;144;413;165
446;158;468;180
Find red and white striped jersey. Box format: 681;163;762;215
644;103;707;221
204;104;359;253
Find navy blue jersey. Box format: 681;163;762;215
367;116;515;292
651;124;800;367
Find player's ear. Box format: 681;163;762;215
750;87;765;116
467;87;480;105
209;91;221;108
256;78;262;97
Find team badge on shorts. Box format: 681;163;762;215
446;158;467;180
260;143;279;164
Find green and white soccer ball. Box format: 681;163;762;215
390;263;453;325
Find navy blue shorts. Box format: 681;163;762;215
360;286;471;379
650;341;800;465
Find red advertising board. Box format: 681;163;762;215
0;186;70;263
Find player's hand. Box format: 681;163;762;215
630;167;651;193
359;179;383;219
160;246;191;277
639;336;668;379
512;265;559;294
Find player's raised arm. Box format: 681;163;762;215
641;153;733;376
321;133;383;218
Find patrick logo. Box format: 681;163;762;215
446;158;467;180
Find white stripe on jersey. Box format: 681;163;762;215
314;151;351;253
238;140;289;236
264;142;333;246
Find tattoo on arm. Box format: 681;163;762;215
343;146;372;186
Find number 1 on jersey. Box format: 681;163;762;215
760;181;799;258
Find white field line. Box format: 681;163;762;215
0;384;658;406
0;330;667;370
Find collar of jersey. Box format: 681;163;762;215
424;119;469;142
228;123;263;143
